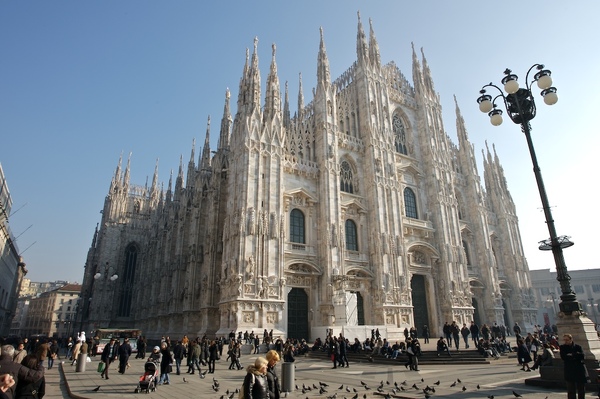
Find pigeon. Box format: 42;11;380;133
346;386;351;392
319;387;327;395
200;370;207;378
302;388;306;394
513;391;522;398
296;385;299;391
400;386;406;391
353;388;358;393
421;378;424;382
213;378;220;387
450;381;457;387
92;386;100;392
228;393;235;399
412;383;419;390
386;381;390;385
401;380;407;386
477;384;481;390
434;380;440;385
425;393;431;399
338;385;344;390
320;382;329;387
462;386;467;392
457;378;462;383
313;384;319;390
182;377;188;383
360;381;367;386
212;385;219;392
364;385;370;390
487;396;494;399
351;394;358;399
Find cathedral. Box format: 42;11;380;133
79;14;538;340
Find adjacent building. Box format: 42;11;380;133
0;163;28;337
21;283;81;338
531;268;600;328
79;15;537;340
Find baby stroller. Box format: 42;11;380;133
135;361;159;393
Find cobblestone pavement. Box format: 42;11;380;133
41;352;568;399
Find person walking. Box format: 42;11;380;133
516;338;532;372
100;338;119;379
15;355;45;399
172;340;185;375
265;350;281;399
117;338;132;374
188;341;201;374
422;325;430;344
158;343;173;385
207;340;219;374
470;321;480;344
560;333;588;399
460;323;470;349
242;357;269;399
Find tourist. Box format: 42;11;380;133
265;350;281;399
100;338;119;379
242;357;269;399
560;334;588;399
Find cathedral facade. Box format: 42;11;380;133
79;15;538;340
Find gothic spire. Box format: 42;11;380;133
249;37;261;112
123;151;132;190
356;11;369;66
201;116;212;170
368;18;381;67
283;81;290;129
264;43;281;122
174;154;184;198
110;151;123;192
166;170;173;203
150;158;159;199
411;42;424;95
218;88;232;150
420;47;436;95
317;27;331;87
297;72;305;119
187;139;196;189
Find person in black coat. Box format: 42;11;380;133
265;350;281;399
560;334;588;399
516;338;532;371
118;338;132;374
100;338;119;379
242;357;269;399
0;345;44;399
15;355;45;399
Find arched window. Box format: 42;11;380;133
393;114;408;155
117;244;137;317
290;209;305;244
340;161;354;194
404;187;418;219
345;219;358;251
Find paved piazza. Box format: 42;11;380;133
40;353;572;399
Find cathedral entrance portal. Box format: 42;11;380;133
287;288;309;340
410;275;429;330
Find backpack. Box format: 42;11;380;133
239;373;255;399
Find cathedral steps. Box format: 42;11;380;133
306;349;495;365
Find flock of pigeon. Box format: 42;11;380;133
207;376;541;399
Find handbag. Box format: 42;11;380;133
97;362;106;373
167;364;173;373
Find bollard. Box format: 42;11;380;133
75;353;87;372
281;362;295;392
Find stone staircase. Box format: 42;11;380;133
306;349;496;366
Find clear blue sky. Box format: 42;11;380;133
1;1;598;283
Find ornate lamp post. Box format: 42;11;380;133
476;64;581;314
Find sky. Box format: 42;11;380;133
1;1;598;283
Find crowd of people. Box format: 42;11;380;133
0;320;591;399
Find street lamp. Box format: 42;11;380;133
476;64;581;314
